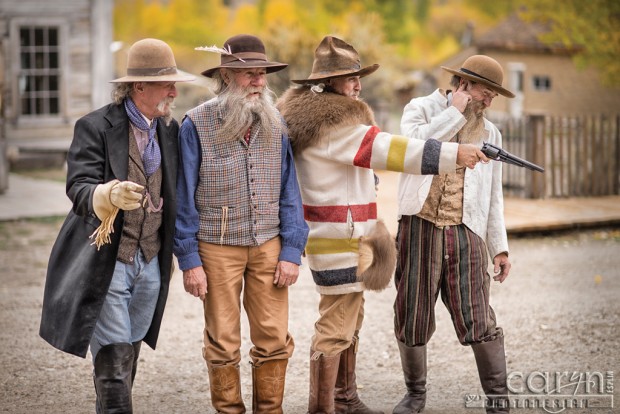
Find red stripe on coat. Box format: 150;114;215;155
304;203;377;223
353;126;380;168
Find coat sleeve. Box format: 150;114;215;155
323;124;459;175
65;115;108;218
400;95;467;142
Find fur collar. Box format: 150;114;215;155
277;86;376;154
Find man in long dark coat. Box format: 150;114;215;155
39;38;193;413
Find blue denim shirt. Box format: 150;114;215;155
173;117;308;270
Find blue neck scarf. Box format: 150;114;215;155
124;98;161;177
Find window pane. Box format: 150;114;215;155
49;28;58;46
22;98;31;115
20;28;31;47
35;75;47;90
50;97;59;114
35;52;45;69
21;52;31;69
24;76;33;92
49;75;58;91
49;52;58;68
35;28;45;46
36;97;45;114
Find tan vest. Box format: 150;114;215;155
117;129;163;263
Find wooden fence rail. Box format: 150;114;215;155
497;114;620;199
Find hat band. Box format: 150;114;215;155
460;68;500;86
127;66;178;76
221;52;268;64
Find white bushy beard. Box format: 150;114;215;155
458;99;486;144
217;81;281;143
157;96;175;126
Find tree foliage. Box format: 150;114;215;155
520;0;620;86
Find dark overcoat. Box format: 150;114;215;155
39;103;178;358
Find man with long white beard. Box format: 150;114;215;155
174;34;308;413
393;55;515;413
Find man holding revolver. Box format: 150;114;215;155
393;55;513;413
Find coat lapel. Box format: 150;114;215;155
104;104;130;181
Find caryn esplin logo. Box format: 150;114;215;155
464;371;614;413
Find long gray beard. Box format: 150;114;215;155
458;101;486;144
157;96;174;126
217;84;281;143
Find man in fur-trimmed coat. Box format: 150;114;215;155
276;36;487;414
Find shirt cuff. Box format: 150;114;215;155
176;252;203;271
278;245;303;266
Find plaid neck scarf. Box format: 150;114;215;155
124;98;161;176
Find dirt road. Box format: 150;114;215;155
1;174;618;413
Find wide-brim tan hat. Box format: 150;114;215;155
292;36;379;84
110;38;195;83
198;34;288;78
441;55;514;98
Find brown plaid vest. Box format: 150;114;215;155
187;98;282;246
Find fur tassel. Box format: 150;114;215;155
195;44;245;62
356;220;397;291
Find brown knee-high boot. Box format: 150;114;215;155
392;342;426;414
472;337;510;413
334;338;383;414
94;343;134;414
308;350;340;414
252;359;287;414
208;363;246;413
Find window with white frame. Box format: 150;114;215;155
18;25;61;116
532;75;551;91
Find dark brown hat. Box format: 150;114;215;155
110;38;195;83
291;36;379;84
197;34;288;78
441;55;515;98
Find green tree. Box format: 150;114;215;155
520;0;620;86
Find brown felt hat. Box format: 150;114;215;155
292;36;379;84
441;55;514;98
110;38;195;83
198;34;288;78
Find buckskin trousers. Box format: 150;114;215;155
312;291;365;356
198;237;294;366
394;215;502;346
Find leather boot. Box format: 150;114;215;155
334;338;383;414
472;337;510;413
392;342;426;414
131;341;141;387
94;343;134;414
308;350;340;414
252;359;287;413
208;363;246;413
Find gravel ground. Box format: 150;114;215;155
1;212;618;413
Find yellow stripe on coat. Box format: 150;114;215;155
306;237;360;255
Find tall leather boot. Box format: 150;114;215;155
308;350;340;414
208;363;246;413
334;338;383;414
251;359;288;413
392;342;426;414
130;341;141;387
94;343;135;414
472;337;510;413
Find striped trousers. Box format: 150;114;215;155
394;215;502;346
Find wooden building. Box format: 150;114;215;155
0;0;113;175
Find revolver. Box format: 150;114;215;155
481;142;545;173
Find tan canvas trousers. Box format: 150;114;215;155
198;237;294;366
311;291;365;356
